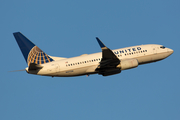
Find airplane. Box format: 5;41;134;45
13;32;173;77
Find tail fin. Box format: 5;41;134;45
13;32;54;66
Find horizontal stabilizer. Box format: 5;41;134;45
28;63;43;71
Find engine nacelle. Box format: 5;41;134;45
117;59;138;70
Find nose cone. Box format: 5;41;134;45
168;48;174;55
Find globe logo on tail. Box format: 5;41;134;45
27;46;54;66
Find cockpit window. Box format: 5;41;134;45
160;46;166;49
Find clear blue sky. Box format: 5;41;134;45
1;0;180;120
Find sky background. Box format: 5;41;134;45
0;0;180;120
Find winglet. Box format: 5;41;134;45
96;37;106;48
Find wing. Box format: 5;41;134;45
96;37;120;70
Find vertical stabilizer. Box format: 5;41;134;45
13;32;54;66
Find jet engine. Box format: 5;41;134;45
117;58;138;70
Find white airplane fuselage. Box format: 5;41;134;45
26;44;173;77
